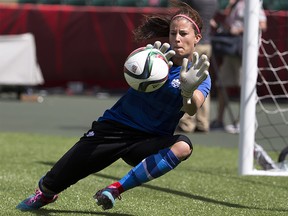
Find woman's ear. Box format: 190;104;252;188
195;34;202;45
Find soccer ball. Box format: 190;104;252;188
123;47;169;92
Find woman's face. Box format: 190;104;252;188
169;18;201;64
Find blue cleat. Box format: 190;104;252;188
16;189;58;211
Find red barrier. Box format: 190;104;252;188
0;3;287;90
0;3;174;89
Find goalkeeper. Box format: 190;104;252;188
16;1;211;211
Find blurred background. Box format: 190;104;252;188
0;0;287;99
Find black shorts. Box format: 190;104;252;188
43;120;192;193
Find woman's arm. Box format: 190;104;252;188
182;90;205;116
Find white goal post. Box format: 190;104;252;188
238;0;288;176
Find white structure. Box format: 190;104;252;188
0;33;44;86
239;0;288;176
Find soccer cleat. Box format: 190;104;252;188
93;187;121;210
16;189;58;211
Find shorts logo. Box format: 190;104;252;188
86;131;95;137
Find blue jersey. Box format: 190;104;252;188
98;65;211;135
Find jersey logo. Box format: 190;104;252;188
171;78;180;88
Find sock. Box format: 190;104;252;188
107;182;125;193
38;177;57;198
114;148;180;192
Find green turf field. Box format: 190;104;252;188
0;95;287;215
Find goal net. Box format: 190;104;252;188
238;0;288;176
254;39;288;173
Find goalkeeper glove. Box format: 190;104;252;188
180;52;210;99
146;41;175;68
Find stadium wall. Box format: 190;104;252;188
0;3;287;91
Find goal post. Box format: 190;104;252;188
238;0;259;176
238;0;288;176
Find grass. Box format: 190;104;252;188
1;132;288;216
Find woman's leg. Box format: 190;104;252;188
94;135;193;210
16;121;132;211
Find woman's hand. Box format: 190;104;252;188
146;41;175;68
180;52;210;99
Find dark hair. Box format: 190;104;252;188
133;1;203;42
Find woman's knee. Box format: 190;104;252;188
170;141;193;161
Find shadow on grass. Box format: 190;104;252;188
31;209;133;216
190;167;288;190
37;161;288;213
93;173;288;213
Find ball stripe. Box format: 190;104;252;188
138;76;168;92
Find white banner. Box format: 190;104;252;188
0;33;44;85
